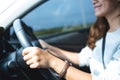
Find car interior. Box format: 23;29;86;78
0;0;95;80
0;19;90;80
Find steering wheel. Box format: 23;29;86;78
13;19;59;80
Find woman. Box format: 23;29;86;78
22;0;120;80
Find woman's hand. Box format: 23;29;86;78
22;47;51;69
39;39;50;49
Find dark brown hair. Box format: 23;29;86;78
87;17;109;49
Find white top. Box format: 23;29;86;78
78;28;120;80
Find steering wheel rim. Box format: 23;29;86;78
13;19;59;80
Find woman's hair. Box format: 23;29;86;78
87;0;120;49
87;17;109;49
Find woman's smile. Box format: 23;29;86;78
94;3;102;12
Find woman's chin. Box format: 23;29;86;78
95;12;104;17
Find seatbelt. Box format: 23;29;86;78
102;33;107;69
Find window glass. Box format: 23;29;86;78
22;0;96;37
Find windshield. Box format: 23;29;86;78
22;0;96;36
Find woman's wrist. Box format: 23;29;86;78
58;60;72;79
48;53;64;74
48;53;72;79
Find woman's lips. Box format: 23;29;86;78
94;5;102;11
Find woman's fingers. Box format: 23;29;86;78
22;47;41;57
23;52;33;61
22;47;50;69
30;63;40;68
22;47;42;68
26;56;40;65
39;39;49;49
22;47;33;56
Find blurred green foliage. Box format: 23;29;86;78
34;24;92;36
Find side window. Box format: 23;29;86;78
22;0;96;37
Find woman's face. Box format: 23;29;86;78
92;0;119;17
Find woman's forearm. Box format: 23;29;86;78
47;45;79;65
39;39;79;65
49;54;92;80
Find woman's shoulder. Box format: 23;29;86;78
107;27;120;35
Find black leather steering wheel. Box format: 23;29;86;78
13;19;59;80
